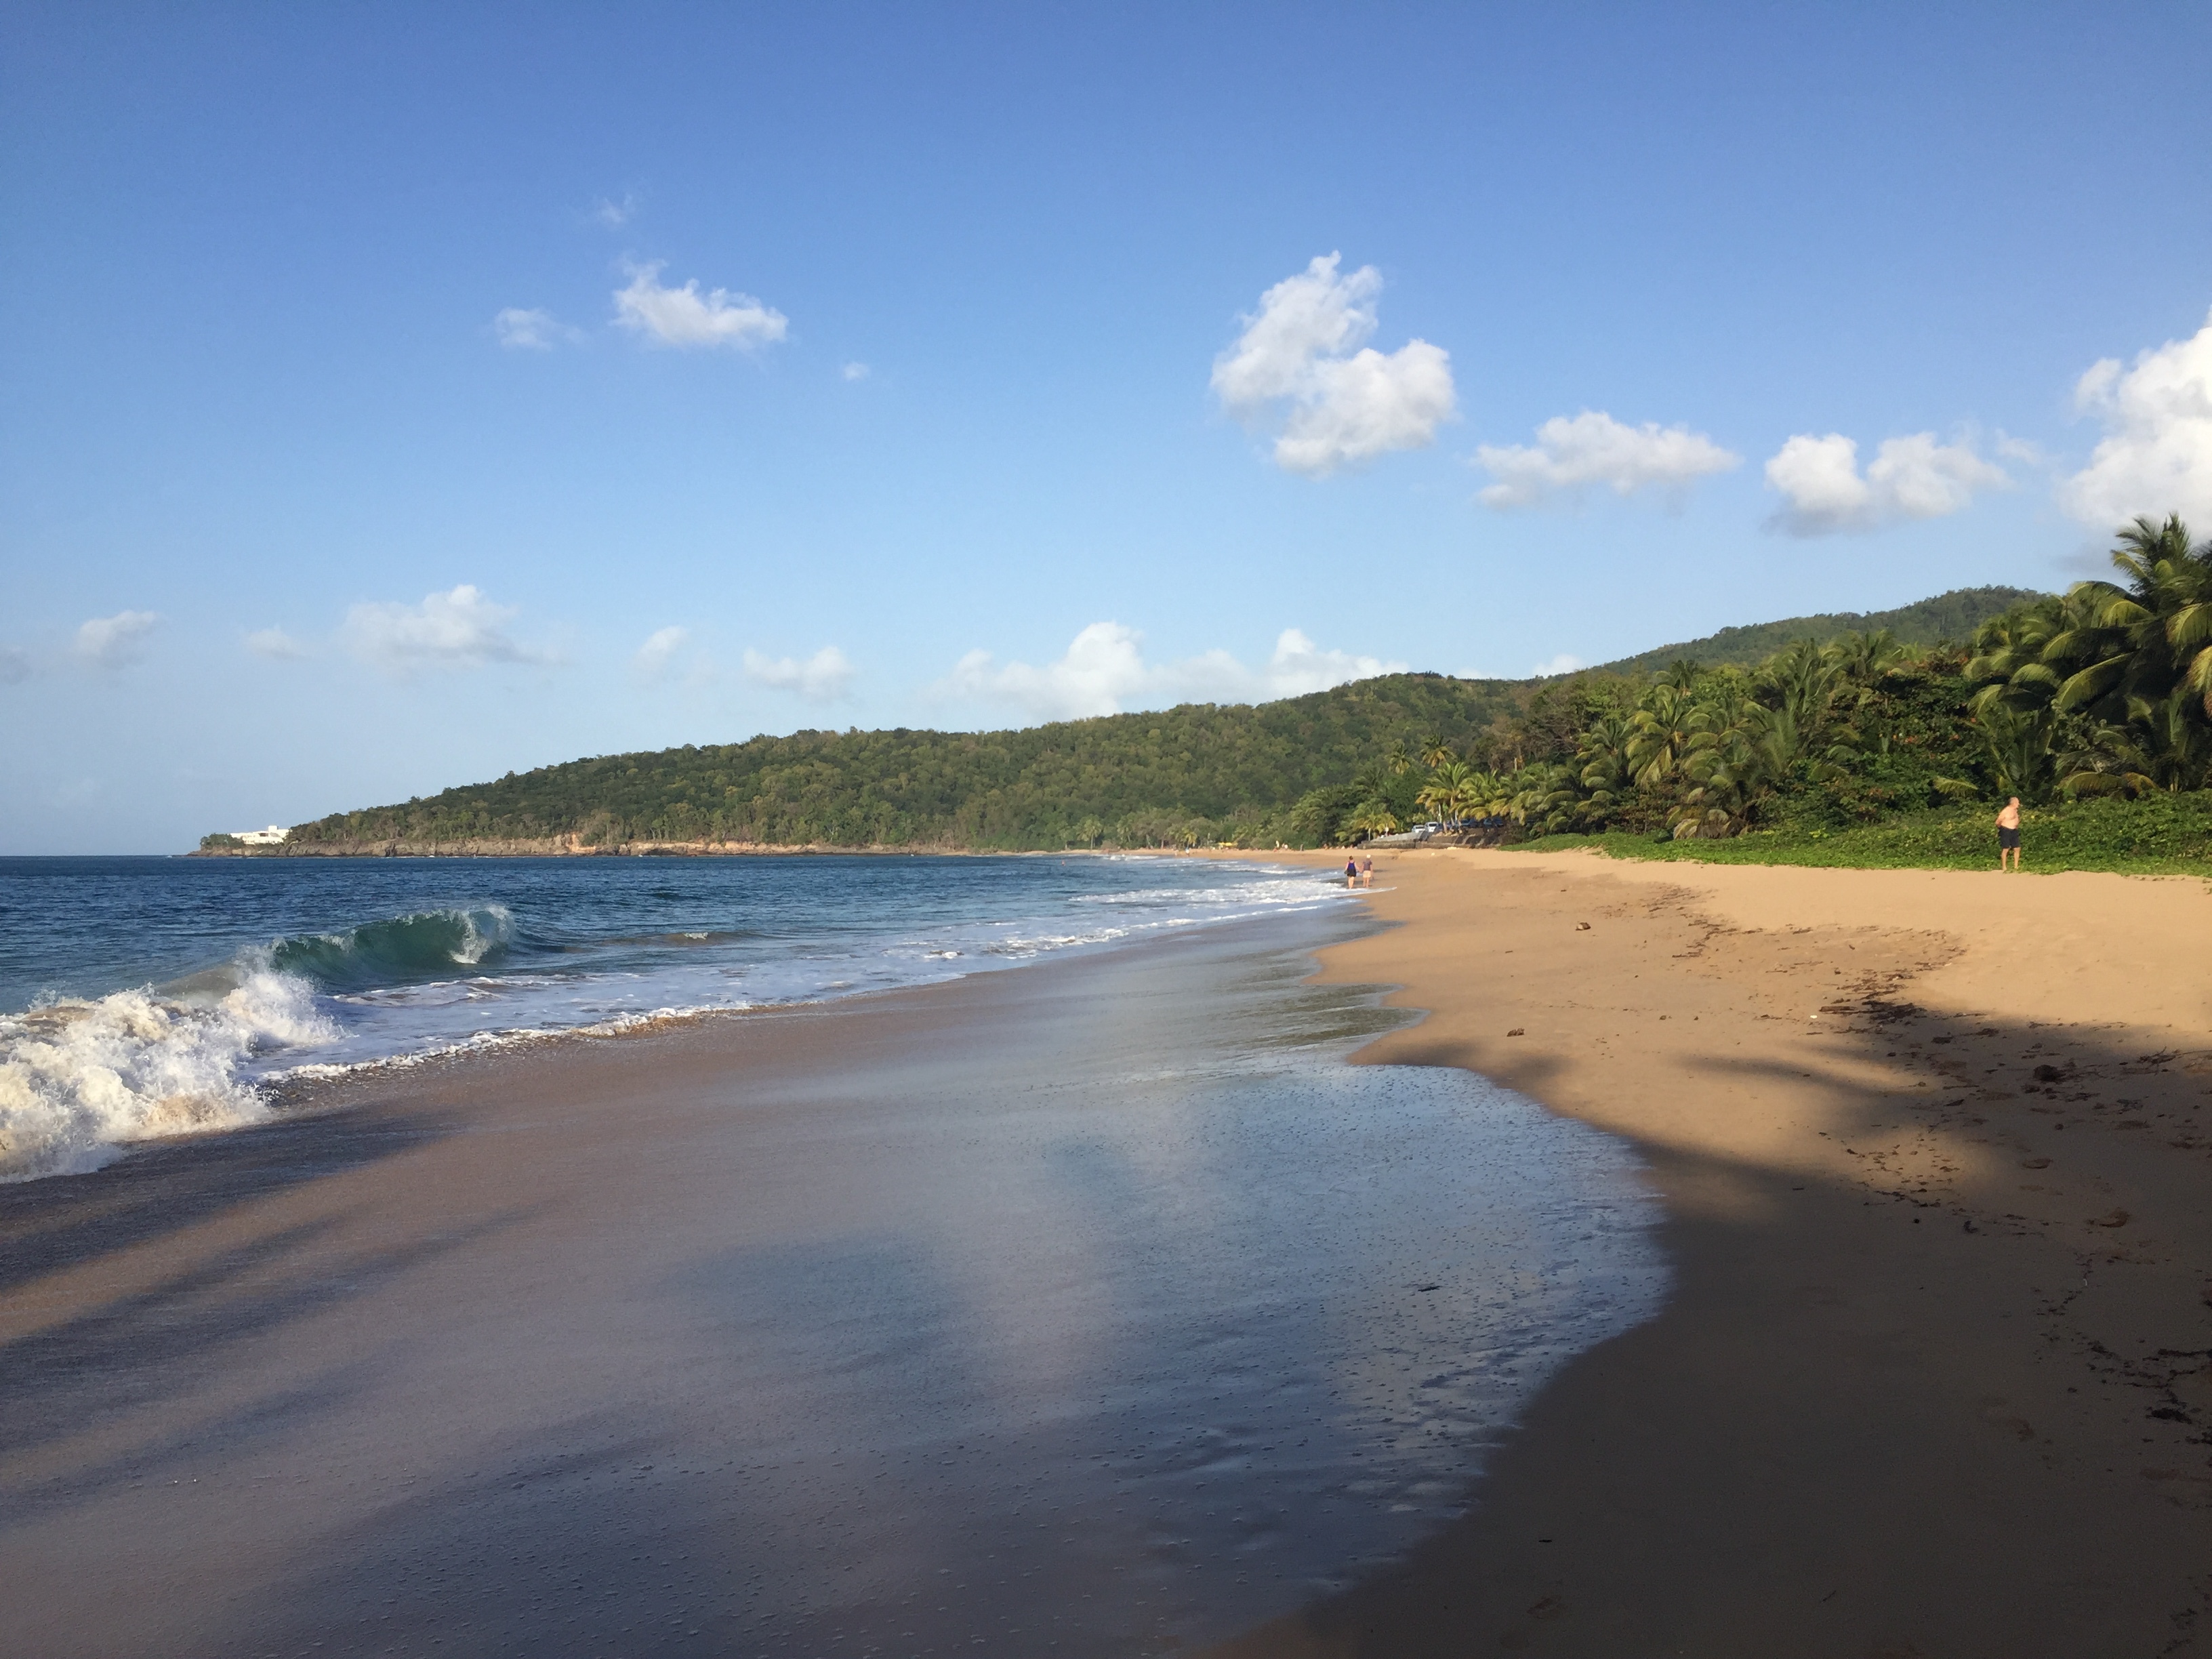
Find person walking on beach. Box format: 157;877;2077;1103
1360;853;1374;887
1345;855;1359;887
1996;796;2023;872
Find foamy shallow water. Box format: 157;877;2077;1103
0;854;1351;1180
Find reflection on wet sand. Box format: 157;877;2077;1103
0;910;1660;1658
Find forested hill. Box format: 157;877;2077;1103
285;672;1525;852
265;583;2053;855
1592;586;2042;678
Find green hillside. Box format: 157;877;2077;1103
249;575;2183;859
284;672;1525;851
1591;586;2043;678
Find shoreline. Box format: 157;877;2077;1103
1204;845;2212;1655
184;840;1232;859
0;902;1663;1657
10;845;2208;1651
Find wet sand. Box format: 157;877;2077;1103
0;905;1658;1658
1207;848;2212;1658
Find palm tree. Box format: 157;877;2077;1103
2050;515;2209;716
1625;684;1700;790
1458;767;1516;821
1826;628;1914;685
1416;760;1473;821
1420;736;1458;771
1346;800;1400;840
1576;710;1635;816
1758;638;1846;737
1673;698;1856;837
2054;686;2212;796
1974;701;2057;802
1507;760;1582;836
1998;514;2212;794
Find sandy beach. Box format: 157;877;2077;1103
1207;846;2212;1657
5;847;2209;1657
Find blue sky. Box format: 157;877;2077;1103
4;3;2211;852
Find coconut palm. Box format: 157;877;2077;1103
1346;800;1400;839
1973;700;2057;802
1826;628;1914;686
1576;710;1635;813
1416;760;1473;821
1459;768;1517;820
1673;699;1856;837
1967;597;2069;708
2050;515;2211;716
1758;638;1847;737
1507;760;1581;835
1625;684;1701;790
1987;515;2212;794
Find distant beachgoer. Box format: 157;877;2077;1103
1360;853;1374;887
1996;796;2022;872
1345;855;1359;886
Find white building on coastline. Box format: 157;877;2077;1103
230;825;290;845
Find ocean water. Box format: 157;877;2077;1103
0;853;1351;1181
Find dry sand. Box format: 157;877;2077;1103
1207;846;2212;1658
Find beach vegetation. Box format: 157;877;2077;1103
240;570;2196;865
1451;514;2209;871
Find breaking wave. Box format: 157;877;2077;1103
0;905;516;1181
0;971;335;1181
266;905;517;990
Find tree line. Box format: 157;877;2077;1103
267;674;1525;853
1300;514;2210;846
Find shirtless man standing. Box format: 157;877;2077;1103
1996;796;2023;872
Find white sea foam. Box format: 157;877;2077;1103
0;970;337;1181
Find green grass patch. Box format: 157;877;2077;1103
1508;792;2212;875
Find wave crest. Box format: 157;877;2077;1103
0;971;336;1181
266;905;516;989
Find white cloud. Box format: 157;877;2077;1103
341;585;549;675
743;645;855;702
1764;431;2007;535
613;262;789;350
941;622;1405;722
841;361;870;382
1475;411;1740;509
75;610;159;670
634;625;691;679
246;627;308;660
1212;253;1455;476
0;644;29;684
494;307;581;350
591;192;639;228
1532;653;1586;677
2059;306;2212;527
